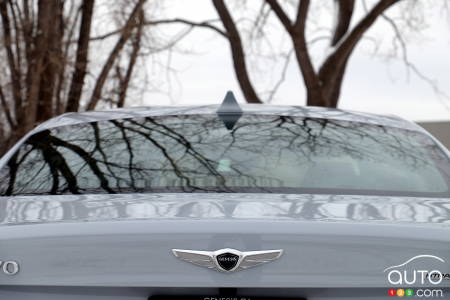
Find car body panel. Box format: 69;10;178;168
0;193;449;290
1;193;449;227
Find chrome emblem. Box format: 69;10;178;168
172;248;283;272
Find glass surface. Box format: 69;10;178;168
1;114;449;197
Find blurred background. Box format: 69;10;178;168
0;0;449;156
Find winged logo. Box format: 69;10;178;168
172;248;283;272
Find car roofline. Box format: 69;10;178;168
32;104;424;133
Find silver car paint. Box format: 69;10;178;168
1;105;449;299
1;193;449;227
0;194;449;290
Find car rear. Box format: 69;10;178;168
0;105;449;299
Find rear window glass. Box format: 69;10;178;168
1;114;449;197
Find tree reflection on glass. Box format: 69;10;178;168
1;114;449;197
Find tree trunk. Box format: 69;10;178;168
0;2;22;122
37;1;64;122
22;0;54;134
66;0;95;112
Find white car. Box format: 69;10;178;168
0;93;449;299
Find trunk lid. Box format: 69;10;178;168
0;193;449;288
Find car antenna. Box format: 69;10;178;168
216;91;242;130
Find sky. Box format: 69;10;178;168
138;0;450;122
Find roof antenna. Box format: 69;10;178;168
216;91;242;130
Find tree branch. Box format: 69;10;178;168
331;0;355;46
266;49;293;103
86;0;146;111
89;18;226;41
324;0;400;67
212;0;262;103
118;9;144;108
286;0;326;105
266;0;292;31
382;12;450;107
293;0;309;30
318;0;400;106
147;18;227;37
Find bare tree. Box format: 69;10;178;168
0;0;185;156
215;0;402;107
0;0;444;157
159;1;438;108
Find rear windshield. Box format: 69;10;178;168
1;114;450;197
